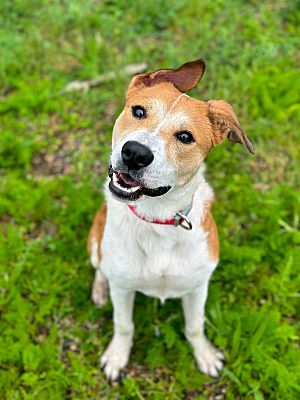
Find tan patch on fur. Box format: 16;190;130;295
201;201;219;262
87;203;107;261
113;82;183;143
159;95;213;186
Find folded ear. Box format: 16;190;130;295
127;59;205;96
207;100;255;154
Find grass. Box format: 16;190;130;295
0;0;299;398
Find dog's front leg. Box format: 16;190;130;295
182;282;224;377
100;285;135;380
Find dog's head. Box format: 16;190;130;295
109;59;254;202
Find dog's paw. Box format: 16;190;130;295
92;279;108;308
100;338;131;381
193;338;224;378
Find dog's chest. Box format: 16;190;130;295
102;218;216;300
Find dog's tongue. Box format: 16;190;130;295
118;172;142;188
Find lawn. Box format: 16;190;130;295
0;0;300;399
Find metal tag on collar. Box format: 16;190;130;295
174;212;193;230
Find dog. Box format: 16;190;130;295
87;59;254;381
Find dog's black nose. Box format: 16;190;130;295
121;141;154;170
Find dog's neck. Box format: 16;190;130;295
126;164;211;222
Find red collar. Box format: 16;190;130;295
128;203;193;230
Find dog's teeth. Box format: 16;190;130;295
112;172;140;193
113;173;118;183
114;180;125;191
130;186;140;192
115;180;140;193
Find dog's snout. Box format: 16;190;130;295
121;141;154;170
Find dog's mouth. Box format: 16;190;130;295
108;166;171;202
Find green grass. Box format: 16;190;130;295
0;0;300;398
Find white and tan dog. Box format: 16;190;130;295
88;59;254;381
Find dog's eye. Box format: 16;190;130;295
132;105;146;119
176;130;195;144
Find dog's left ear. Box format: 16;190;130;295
127;59;205;95
207;100;255;154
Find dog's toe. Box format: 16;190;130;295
103;362;122;382
196;351;224;377
100;338;131;381
193;338;224;378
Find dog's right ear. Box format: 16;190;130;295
127;59;206;97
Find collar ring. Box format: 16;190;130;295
174;212;193;231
